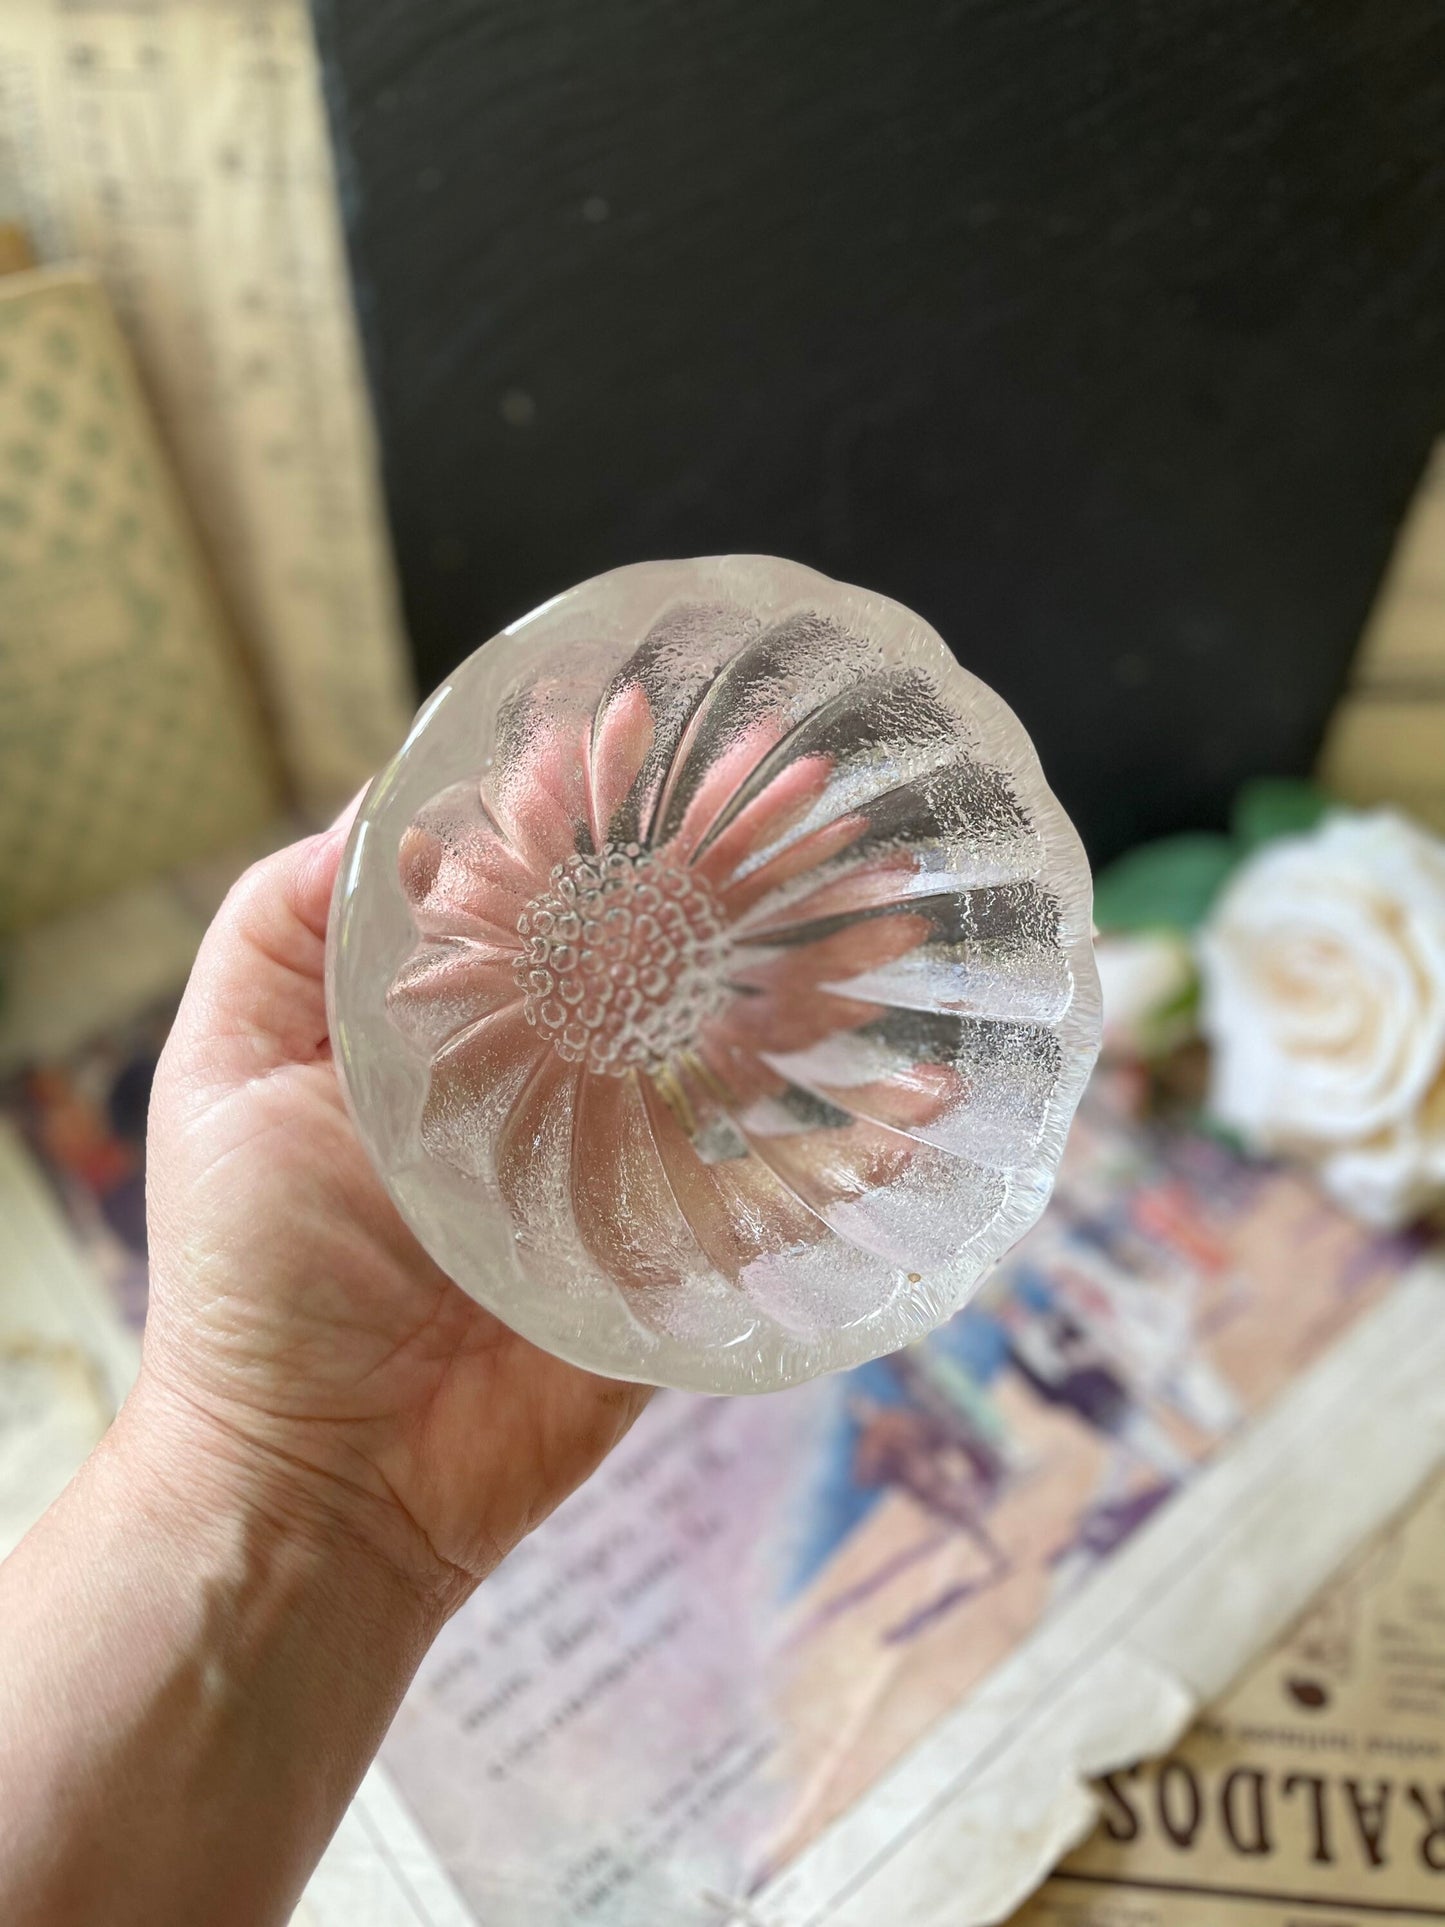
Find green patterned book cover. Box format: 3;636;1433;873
0;266;279;933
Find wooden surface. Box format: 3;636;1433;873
313;0;1445;860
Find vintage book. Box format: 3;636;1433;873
0;265;279;931
0;0;413;806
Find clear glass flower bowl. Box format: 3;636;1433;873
327;557;1100;1393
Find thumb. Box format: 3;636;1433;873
166;792;368;1093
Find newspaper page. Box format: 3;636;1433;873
1014;1464;1445;1926
0;0;413;804
371;1066;1445;1927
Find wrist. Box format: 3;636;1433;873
111;1372;460;1650
0;1372;448;1926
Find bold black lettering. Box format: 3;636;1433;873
1345;1777;1394;1869
1282;1774;1334;1866
1097;1770;1142;1844
1221;1767;1273;1856
1157;1761;1203;1850
1406;1784;1445;1871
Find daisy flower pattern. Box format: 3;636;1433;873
328;558;1100;1392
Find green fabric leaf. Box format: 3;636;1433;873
1196;1111;1251;1155
1231;777;1330;853
1092;834;1237;933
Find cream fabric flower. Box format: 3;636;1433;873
1199;810;1445;1228
1095;930;1196;1058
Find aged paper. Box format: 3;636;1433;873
373;1070;1445;1926
0;812;293;1073
0;1121;126;1550
0;265;278;929
1014;1466;1445;1926
1321;439;1445;833
0;0;413;804
5;1028;1445;1926
0;1339;111;1560
0;1119;138;1409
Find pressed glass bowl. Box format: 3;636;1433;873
327;556;1100;1393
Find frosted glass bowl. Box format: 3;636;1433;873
327;557;1100;1393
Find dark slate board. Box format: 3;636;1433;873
312;0;1445;861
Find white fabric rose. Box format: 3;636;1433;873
1199;809;1445;1229
1095;930;1196;1059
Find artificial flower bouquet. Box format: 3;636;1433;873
1093;780;1445;1231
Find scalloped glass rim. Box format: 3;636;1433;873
326;556;1101;1395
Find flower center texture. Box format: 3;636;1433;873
514;842;734;1075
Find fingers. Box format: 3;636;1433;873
638;1070;819;1282
420;1003;540;1178
668;720;782;860
733;909;932;997
386;942;524;1054
730;842;916;932
587;682;654;845
329;784;370;839
166;805;361;1092
692;751;832;887
494;716;592;875
570;1071;702;1290
719;812;869;920
399;783;535;944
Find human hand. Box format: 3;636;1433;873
137;808;652;1621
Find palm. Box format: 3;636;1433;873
142;828;648;1599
